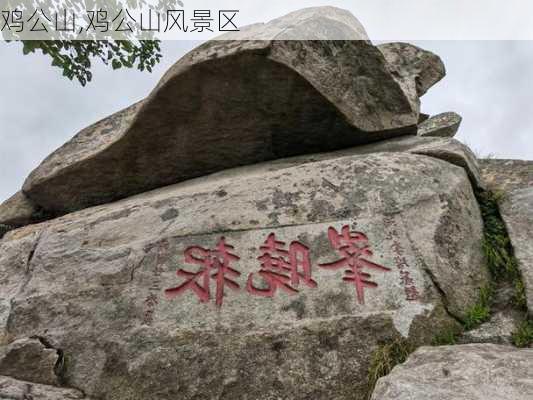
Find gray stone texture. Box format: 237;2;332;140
378;42;446;112
418;112;462;138
0;151;488;400
21;8;422;216
480;159;533;192
371;344;533;400
0;191;38;227
500;188;533;315
0;375;90;400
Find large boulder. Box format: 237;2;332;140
1;151;488;400
21;7;420;216
371;344;533;400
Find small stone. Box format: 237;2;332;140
418;112;462;138
371;344;533;400
0;338;59;386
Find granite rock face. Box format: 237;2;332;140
276;135;484;190
0;338;60;386
371;344;533;400
418;112;462;138
21;7;421;216
500;188;533;315
0;151;488;400
378;42;445;111
480;159;533;192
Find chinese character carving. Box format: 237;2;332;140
320;225;390;305
165;237;241;307
247;233;317;297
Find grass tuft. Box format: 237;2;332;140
431;328;459;346
512;320;533;348
463;285;493;330
477;190;525;308
366;338;414;400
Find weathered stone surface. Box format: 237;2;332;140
371;344;533;400
0;191;38;227
480;159;533;192
500;188;533;315
1;152;488;400
264;135;484;190
378;42;445;111
418;112;462;138
459;311;523;345
0;375;90;400
0;338;59;385
22;7;419;216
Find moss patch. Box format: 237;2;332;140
365;338;415;399
512;319;533;348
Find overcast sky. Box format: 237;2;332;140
1;7;533;203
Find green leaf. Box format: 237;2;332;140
112;59;122;70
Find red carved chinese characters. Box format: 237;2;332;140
319;225;391;305
246;233;317;297
165;237;241;308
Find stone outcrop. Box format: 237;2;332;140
480;159;533;315
1;150;489;400
0;191;38;227
500;188;533;315
20;8;426;217
378;42;445;97
480;159;533;192
418;112;462;138
371;344;533;400
378;42;445;112
5;6;528;400
276;135;484;190
6;7;457;222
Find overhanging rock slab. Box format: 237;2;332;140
22;8;420;216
